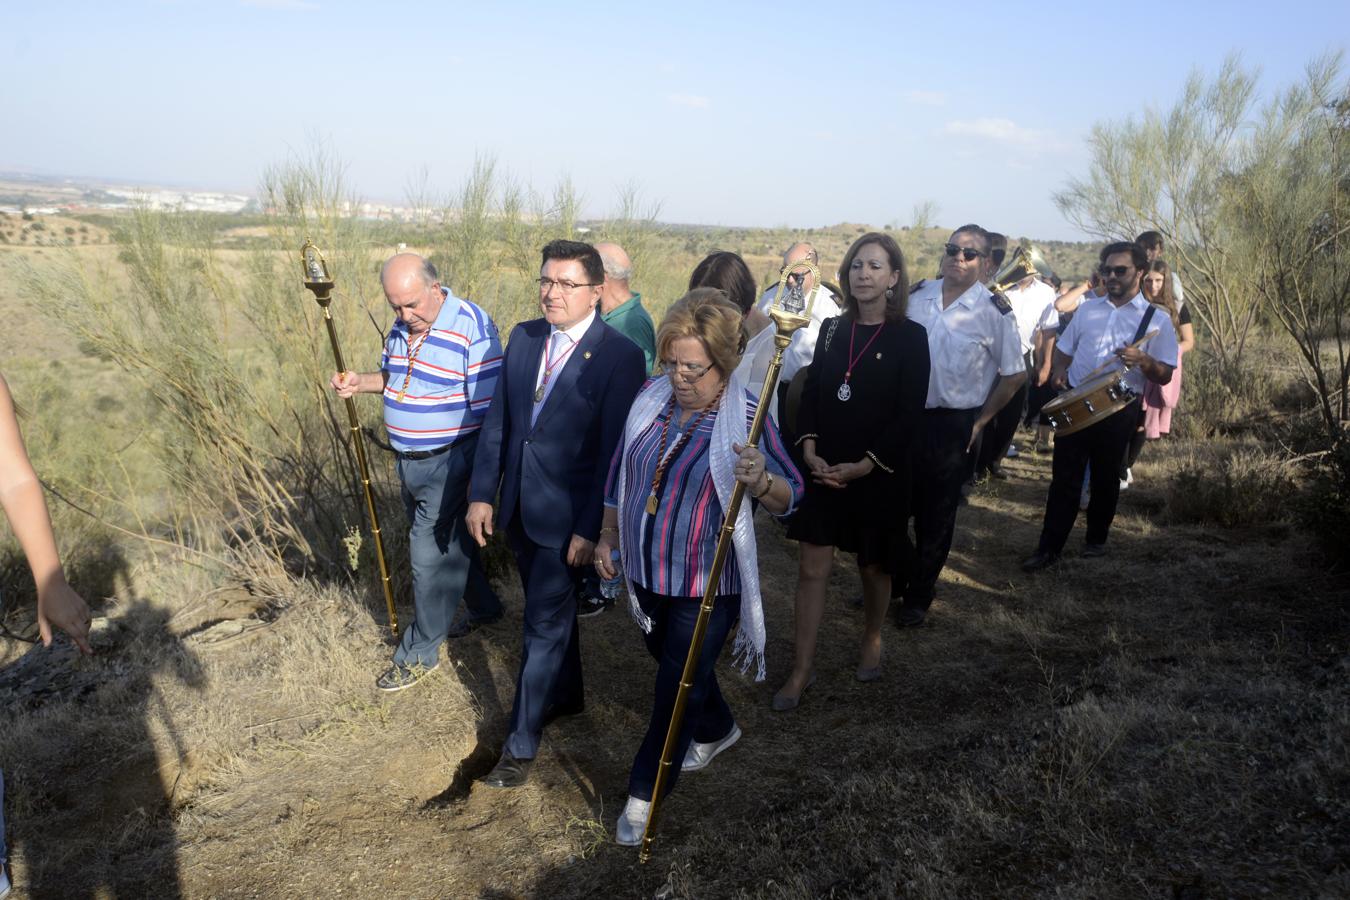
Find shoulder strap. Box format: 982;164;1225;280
1131;304;1157;344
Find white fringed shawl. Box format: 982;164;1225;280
616;372;768;681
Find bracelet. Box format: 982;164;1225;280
599;526;619;535
752;471;774;499
865;451;893;474
794;433;819;447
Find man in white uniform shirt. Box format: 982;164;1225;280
896;224;1025;627
974;273;1059;479
1022;242;1179;572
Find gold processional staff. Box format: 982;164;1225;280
639;261;819;863
300;240;399;634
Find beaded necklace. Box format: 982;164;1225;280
644;382;726;515
395;330;433;403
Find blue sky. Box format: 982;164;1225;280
2;1;1345;239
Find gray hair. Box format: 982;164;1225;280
419;257;439;284
602;257;633;281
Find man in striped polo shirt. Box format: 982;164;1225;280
331;253;503;691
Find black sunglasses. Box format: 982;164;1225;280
1098;265;1132;277
944;243;984;262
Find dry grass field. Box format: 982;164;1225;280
0;214;1345;898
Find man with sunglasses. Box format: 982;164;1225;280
467;239;646;788
897;225;1025;627
1022;242;1179;572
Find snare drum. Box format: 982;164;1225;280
1041;372;1138;436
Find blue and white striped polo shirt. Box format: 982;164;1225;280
380;289;503;453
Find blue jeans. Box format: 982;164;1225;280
628;585;739;802
392;436;493;669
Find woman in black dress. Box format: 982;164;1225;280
774;233;929;710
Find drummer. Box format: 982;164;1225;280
1021;241;1179;571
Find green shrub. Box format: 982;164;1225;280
1298;436;1350;570
1165;448;1297;527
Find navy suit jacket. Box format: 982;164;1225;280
470;315;646;549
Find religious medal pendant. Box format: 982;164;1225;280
534;383;546;403
645;493;659;515
837;380;852;402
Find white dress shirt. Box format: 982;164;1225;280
907;278;1025;410
532;308;596;425
1003;279;1059;354
1058;293;1179;394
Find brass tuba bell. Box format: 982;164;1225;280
989;243;1057;294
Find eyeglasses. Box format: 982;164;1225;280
659;360;714;382
537;277;599;294
1098;265;1133;278
943;243;985;262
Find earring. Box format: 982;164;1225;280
885;287;894;299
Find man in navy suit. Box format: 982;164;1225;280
467;239;646;788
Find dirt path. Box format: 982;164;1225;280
5;443;1345;898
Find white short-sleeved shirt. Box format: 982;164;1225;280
1059;293;1179;394
1003;279;1060;354
907;278;1025;410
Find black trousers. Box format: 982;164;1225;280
1026;380;1057;427
901;407;980;609
1036;399;1142;554
503;517;585;760
976;379;1029;476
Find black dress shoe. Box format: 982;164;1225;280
479;751;532;788
1021;550;1060;573
894;606;927;628
541;701;584;727
987;465;1009;481
1082;542;1108;558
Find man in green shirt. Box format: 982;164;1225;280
595;242;655;374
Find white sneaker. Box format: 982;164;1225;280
1120;467;1133;489
615;795;652;847
681;723;742;773
1006;443;1020;458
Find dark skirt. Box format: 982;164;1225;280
786;469;912;574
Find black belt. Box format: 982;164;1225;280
396;432;475;461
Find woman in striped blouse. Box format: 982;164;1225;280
595;288;804;847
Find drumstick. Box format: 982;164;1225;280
1079;329;1160;382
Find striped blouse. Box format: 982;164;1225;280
604;385;804;598
380;290;503;452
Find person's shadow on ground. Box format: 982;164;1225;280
1;597;204;898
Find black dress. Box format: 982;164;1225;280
786;315;930;572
